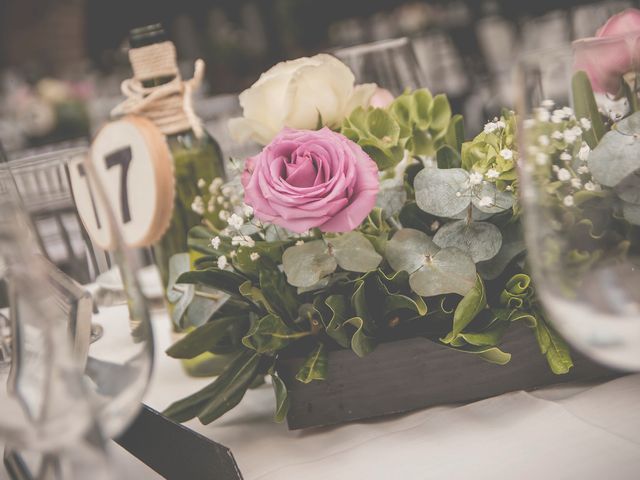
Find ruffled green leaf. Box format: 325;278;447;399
259;259;299;323
295;343;328;383
324;294;351;348
445;114;465;153
430;94;452;136
345;316;377;357
270;370;290;422
451;275;486;338
242;314;310;354
534;316;573;374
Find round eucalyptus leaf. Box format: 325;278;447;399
615;111;640;136
376;178;408;218
588;130;640;187
386;228;439;273
472;182;514;213
615;171;640;205
328;232;382;273
409;247;476;297
433;220;502;263
282;240;337;288
449;205;494;221
623;201;640;225
414;167;471;217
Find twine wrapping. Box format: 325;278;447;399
111;41;204;137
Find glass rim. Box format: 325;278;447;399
332;37;411;57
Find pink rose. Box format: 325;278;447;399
242;127;379;233
573;8;640;95
369;87;395;109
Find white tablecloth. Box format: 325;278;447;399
110;306;640;480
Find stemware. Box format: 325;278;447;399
516;44;640;371
0;161;113;479
333;37;427;95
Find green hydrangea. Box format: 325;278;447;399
341;89;452;171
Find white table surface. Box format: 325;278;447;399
108;305;640;480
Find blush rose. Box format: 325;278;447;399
242;127;380;233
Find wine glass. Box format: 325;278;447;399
515;43;640;371
333;37;427;95
62;152;156;439
0;162;114;479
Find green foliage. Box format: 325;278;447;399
572;70;606;148
295;343;328;383
341;88;453;170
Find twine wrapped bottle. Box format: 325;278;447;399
117;24;226;290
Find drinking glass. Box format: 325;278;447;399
0;162;113;479
334;37;427;95
516;44;640;371
63;152;156;439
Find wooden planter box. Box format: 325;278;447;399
276;324;621;430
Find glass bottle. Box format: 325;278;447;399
128;25;226;290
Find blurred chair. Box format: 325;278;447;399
7;141;110;284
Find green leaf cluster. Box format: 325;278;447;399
341;89;453;170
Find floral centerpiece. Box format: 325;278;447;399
162;8;640;424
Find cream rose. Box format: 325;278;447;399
228;54;377;145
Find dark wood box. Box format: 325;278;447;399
276;324;621;430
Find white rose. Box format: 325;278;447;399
228;54;377;145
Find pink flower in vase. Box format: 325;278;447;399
242;127;379;233
573;8;640;95
369;87;395;109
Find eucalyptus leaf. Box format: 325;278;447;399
414;167;471;217
615;171;640;205
472;182;514;213
386;228;439;273
588;128;640;187
449;206;493;221
433;220;502;263
242;314;310;353
615;110;640;135
282;240;337;288
409;247;476;297
295;343;328;383
477;222;526;280
271;371;290;422
398;202;439;232
376;178;408;218
622;201;640;225
328;231;382;273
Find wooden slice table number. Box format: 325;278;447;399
69;116;175;250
